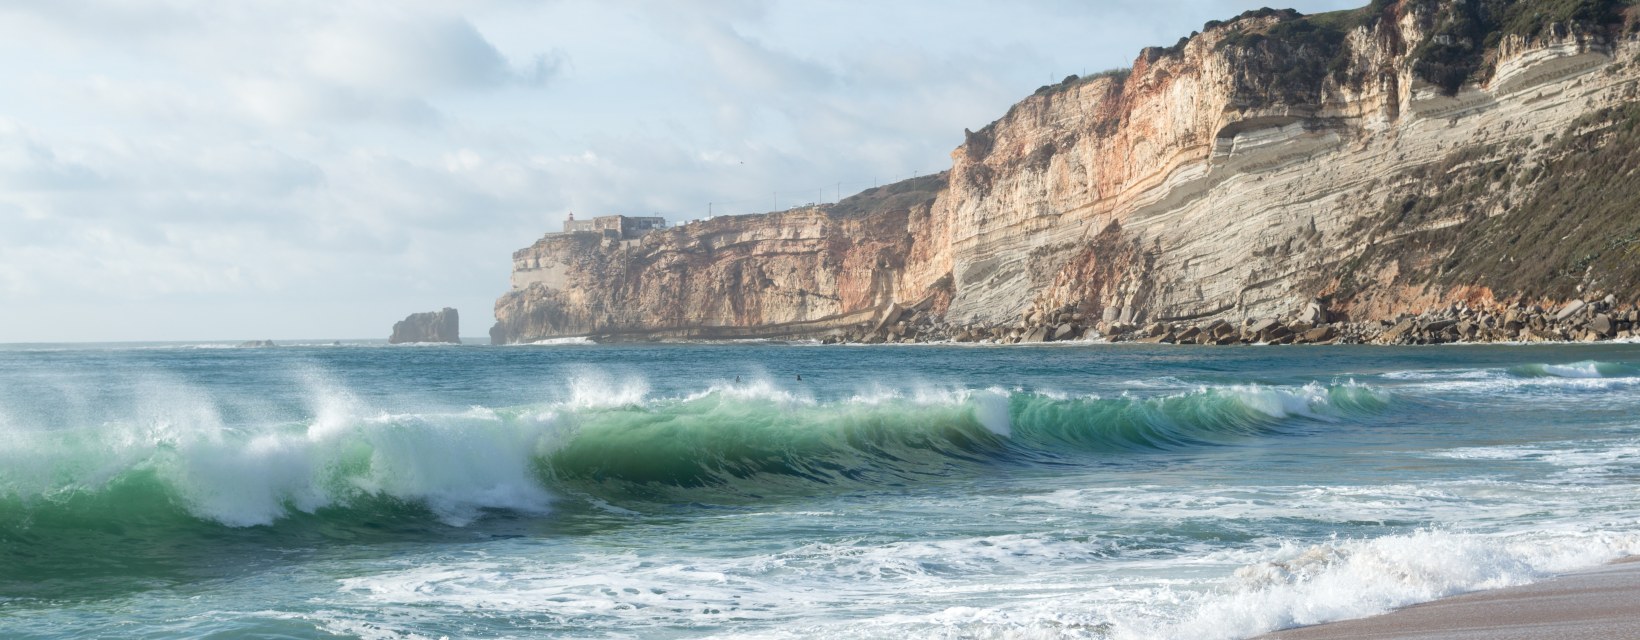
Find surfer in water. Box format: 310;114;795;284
796;374;803;381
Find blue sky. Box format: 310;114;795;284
0;0;1359;342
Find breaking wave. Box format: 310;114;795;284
1507;361;1639;379
0;377;1388;534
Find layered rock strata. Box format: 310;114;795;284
493;0;1640;345
390;308;461;344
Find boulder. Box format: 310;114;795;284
1298;301;1328;326
1380;318;1417;343
1299;326;1336;343
1244;318;1290;342
873;303;906;334
1424;319;1457;333
1503;308;1525;330
1247;318;1281;337
1023;326;1050;343
1554;299;1588;322
1590;314;1615;338
389;308;460;344
1051;323;1080;341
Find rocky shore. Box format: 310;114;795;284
823;295;1639;346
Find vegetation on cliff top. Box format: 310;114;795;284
1200;0;1633;98
1214;9;1357;101
822;172;946;220
1409;0;1635;94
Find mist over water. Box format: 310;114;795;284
2;342;1639;638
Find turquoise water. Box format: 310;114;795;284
2;341;1639;639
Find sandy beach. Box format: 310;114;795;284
1262;559;1640;639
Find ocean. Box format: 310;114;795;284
2;341;1639;639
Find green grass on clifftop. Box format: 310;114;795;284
1333;100;1640;303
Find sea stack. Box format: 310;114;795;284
389;308;460;344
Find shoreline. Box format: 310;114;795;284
1259;558;1640;639
810;298;1639;347
495;298;1640;347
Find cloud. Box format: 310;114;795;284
304;15;552;92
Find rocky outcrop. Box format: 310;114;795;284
491;176;945;343
492;0;1640;345
390;308;460;344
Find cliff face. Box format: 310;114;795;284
493;0;1640;344
390;308;460;344
491;177;945;342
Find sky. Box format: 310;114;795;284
0;0;1360;342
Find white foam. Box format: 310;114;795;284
524;336;595;346
1132;529;1640;640
1539;362;1609;378
684;377;817;407
319;511;1640;640
1394;373;1640;396
1020;479;1602;532
1434;438;1640;476
1380;368;1498;380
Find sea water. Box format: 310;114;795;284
2;341;1639;639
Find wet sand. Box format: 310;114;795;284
1261;559;1640;639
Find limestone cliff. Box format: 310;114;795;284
390;308;460;344
492;177;946;342
493;0;1640;344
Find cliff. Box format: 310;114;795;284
390;308;461;344
493;0;1640;344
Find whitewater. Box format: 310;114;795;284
2;342;1639;639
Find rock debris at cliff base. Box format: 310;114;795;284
816;295;1639;346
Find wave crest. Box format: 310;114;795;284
1;377;1388;529
1508;361;1639;379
